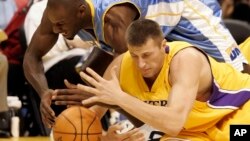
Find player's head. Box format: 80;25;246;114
47;0;88;39
125;19;166;79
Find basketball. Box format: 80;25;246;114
52;106;102;141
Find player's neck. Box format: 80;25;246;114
144;77;155;91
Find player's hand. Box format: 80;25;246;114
101;124;145;141
52;80;121;109
52;79;94;106
40;89;56;128
78;67;123;106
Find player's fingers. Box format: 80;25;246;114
110;66;118;80
54;89;74;96
46;117;55;128
40;107;54;128
54;100;82;105
86;67;104;82
137;136;146;141
81;96;100;105
64;79;77;89
123;131;145;141
43;103;56;120
77;83;100;95
121;128;140;138
124;136;145;141
109;124;123;132
41;111;49;127
80;71;100;87
129;130;145;141
41;116;51;128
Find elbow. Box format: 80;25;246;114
23;54;28;69
23;52;31;72
162;122;183;136
23;56;31;80
166;125;183;136
23;51;39;76
161;110;187;136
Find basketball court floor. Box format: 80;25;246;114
0;137;50;141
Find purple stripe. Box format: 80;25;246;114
165;46;170;53
208;82;250;107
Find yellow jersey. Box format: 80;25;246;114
120;41;250;141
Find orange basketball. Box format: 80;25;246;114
53;106;102;141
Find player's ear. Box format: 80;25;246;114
78;4;86;17
161;39;167;49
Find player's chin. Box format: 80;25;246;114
141;70;152;77
142;74;153;78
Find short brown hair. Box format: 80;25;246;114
125;19;164;47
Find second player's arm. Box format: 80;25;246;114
23;9;59;97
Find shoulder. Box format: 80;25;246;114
170;47;206;71
168;47;210;87
104;3;139;23
39;8;55;34
114;53;125;73
108;53;124;69
173;47;205;61
104;53;125;79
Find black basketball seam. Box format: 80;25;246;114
87;113;98;141
79;107;83;141
62;113;77;141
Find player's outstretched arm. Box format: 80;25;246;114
23;8;59;128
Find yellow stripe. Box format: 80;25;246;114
85;0;98;42
184;0;228;40
146;12;181;19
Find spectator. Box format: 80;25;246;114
0;0;29;95
0;36;10;137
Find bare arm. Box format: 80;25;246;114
78;48;208;136
104;3;139;55
23;9;59;97
103;53;123;80
110;48;204;135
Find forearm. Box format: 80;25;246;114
115;92;185;136
23;53;49;97
89;105;108;120
23;23;58;97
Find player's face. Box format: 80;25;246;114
128;38;166;80
47;6;82;39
